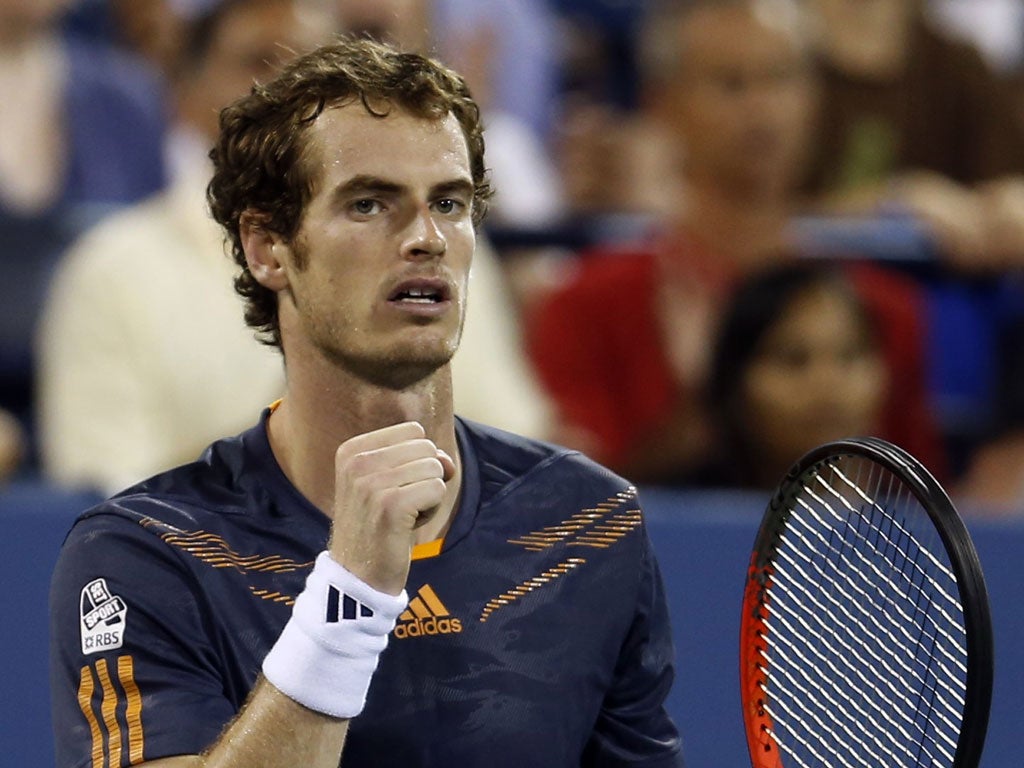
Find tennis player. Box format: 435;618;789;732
49;38;683;767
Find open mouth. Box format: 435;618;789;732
394;287;443;304
388;278;451;306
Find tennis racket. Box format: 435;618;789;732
739;437;993;768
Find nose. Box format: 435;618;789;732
401;207;446;261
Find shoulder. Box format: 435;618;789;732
66;428;264;540
458;417;636;510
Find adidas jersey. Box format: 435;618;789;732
50;413;683;767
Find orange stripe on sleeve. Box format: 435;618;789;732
95;659;122;767
77;665;106;768
117;656;145;764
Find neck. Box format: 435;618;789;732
676;181;793;268
267;345;461;543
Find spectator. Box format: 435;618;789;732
0;0;167;430
802;0;1024;270
694;261;889;489
526;0;944;485
0;0;166;216
804;0;1024;472
36;0;324;494
106;0;188;77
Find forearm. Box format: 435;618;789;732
138;677;348;767
137;424;445;768
202;677;350;767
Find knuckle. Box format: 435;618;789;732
346;450;376;475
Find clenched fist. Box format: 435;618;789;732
328;422;456;595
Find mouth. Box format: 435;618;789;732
386;277;453;314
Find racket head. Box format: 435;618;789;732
739;437;993;768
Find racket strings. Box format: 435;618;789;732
769;541;962;739
818;468;971;687
762;565;959;766
757;458;969;767
831;466;966;622
762;567;956;767
761;682;917;768
757;627;926;766
793;482;969;705
816;469;964;637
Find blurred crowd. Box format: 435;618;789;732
2;0;1024;516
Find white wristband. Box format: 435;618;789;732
262;552;408;718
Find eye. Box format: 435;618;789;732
433;198;466;215
350;198;383;216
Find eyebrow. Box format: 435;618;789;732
331;175;404;202
330;174;475;203
430;179;476;199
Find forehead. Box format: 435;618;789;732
680;7;805;73
762;285;866;345
302;103;472;189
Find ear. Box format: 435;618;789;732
239;210;291;292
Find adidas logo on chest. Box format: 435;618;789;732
394;584;463;639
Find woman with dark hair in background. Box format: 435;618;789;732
695;260;890;489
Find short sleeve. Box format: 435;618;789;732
50;513;237;767
582;523;685;767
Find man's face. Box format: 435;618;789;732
660;7;815;198
274;104;476;389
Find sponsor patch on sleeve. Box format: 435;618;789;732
80;578;128;655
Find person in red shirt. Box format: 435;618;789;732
526;0;946;485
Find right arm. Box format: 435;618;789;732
140;679;350;768
56;423;448;768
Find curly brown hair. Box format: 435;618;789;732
207;36;492;349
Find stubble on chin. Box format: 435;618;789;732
317;330;460;391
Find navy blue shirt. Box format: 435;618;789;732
51;414;683;767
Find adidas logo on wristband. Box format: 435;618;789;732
325;584;375;622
